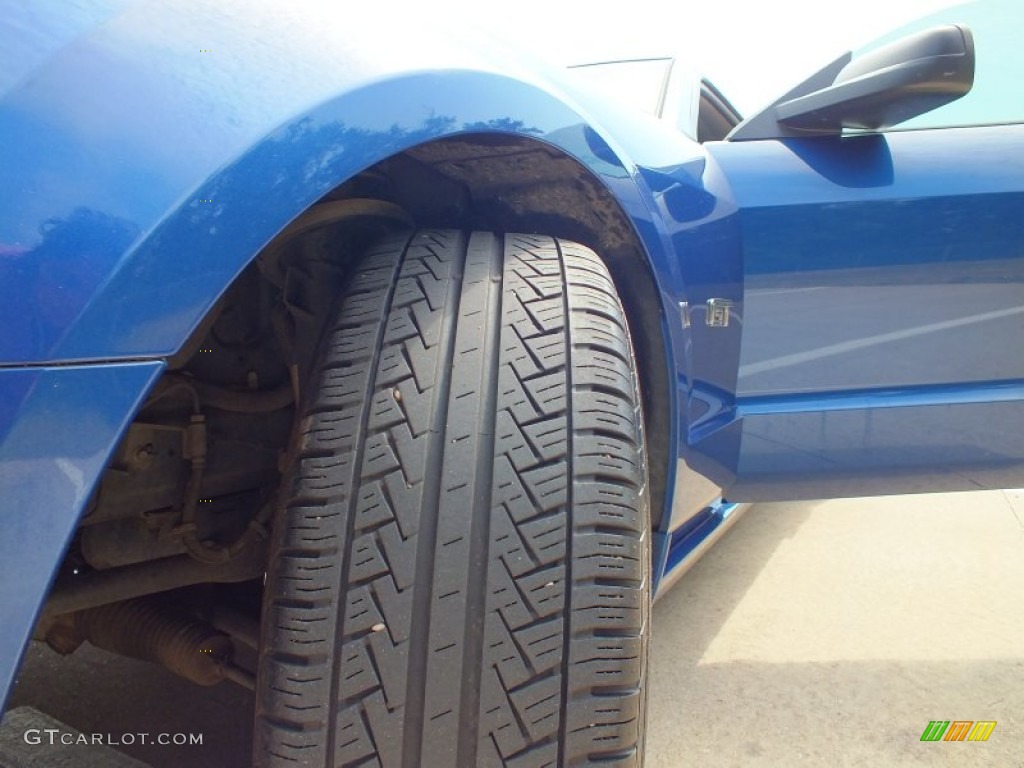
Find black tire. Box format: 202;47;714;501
256;230;650;768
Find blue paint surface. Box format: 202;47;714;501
688;126;1024;499
0;362;163;708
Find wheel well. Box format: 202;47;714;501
33;132;672;678
72;133;672;592
235;131;671;526
369;134;672;527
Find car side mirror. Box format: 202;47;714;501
728;24;974;141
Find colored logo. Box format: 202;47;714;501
920;721;996;742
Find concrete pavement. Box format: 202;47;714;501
647;490;1024;767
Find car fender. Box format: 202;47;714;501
0;0;702;367
1;0;733;702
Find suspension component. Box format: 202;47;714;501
40;544;266;619
172;413;274;564
63;598;243;687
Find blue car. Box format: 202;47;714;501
1;1;1021;765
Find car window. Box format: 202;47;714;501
566;59;740;142
565;59;673;118
853;0;1023;130
698;80;741;142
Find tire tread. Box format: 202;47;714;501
257;231;648;768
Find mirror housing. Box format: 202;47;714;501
728;24;974;141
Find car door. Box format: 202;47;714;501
687;0;1024;501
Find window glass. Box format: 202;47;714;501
565;59;672;118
